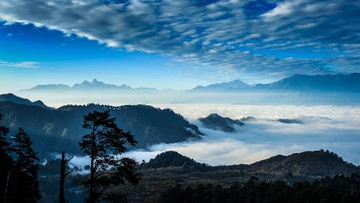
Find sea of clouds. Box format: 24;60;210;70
64;104;360;169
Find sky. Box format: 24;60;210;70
0;0;360;92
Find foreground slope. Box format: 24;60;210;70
108;150;360;202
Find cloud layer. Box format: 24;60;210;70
63;104;360;170
127;104;360;166
1;0;359;78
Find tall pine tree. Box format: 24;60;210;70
9;128;41;203
79;110;141;203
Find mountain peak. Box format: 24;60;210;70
73;79;117;89
190;79;250;92
90;78;102;84
80;78;103;85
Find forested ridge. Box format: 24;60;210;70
0;101;202;158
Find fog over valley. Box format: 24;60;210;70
42;104;360;169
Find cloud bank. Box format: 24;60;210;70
1;0;359;78
148;105;360;166
66;104;360;169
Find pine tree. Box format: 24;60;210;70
79;110;141;203
10;127;41;203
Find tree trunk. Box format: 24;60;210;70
89;127;96;203
89;155;94;203
59;152;65;203
3;170;11;203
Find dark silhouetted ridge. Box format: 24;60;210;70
0;102;202;158
0;93;49;109
199;113;244;132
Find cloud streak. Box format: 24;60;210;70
0;0;359;79
0;61;40;68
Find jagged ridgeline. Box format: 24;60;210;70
0;98;202;158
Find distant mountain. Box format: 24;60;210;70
258;73;360;92
0;93;49;109
191;79;250;92
198;113;244;132
72;79;131;90
0;100;202;158
191;73;360;93
21;79;142;92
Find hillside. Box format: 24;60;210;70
245;150;359;176
0;99;202;158
146;150;360;177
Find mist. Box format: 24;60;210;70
16;90;360;108
66;104;360;169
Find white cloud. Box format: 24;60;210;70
0;61;40;68
0;0;359;78
262;1;300;19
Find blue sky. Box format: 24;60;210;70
0;0;359;92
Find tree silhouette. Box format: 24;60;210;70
10;127;41;203
59;151;73;203
0;113;14;203
79;110;141;203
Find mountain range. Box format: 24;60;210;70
191;73;360;92
19;73;360;93
20;79;155;92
